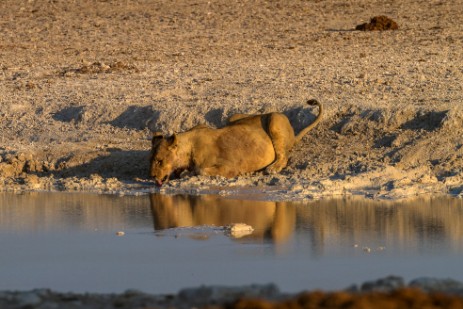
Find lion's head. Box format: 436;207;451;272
149;133;179;186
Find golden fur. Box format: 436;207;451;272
150;194;295;242
150;99;322;185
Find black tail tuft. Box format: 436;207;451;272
307;99;319;106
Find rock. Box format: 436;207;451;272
24;174;42;189
0;163;16;178
225;223;254;232
409;277;463;294
224;223;254;238
361;276;405;292
178;284;280;306
2;278;463;308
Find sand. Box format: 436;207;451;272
1;0;462;199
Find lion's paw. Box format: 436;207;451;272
265;164;283;174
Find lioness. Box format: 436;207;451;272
150;99;322;186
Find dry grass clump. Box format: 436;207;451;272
60;61;138;76
230;289;463;309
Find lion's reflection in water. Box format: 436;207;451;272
2;192;463;252
149;194;296;243
149;194;463;253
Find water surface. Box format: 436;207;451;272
1;192;462;294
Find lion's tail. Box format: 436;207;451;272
295;99;323;144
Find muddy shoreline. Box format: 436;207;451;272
2;276;463;309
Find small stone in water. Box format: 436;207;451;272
225;223;254;238
226;223;253;232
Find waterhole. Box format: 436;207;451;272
1;192;462;294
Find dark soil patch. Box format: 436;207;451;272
356;16;399;31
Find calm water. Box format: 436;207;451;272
1;192;463;294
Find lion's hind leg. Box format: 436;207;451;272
199;165;240;178
265;113;295;174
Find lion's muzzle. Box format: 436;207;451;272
153;175;169;187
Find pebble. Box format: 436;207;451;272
362;246;371;253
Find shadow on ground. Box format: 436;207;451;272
54;149;150;180
109;106;159;130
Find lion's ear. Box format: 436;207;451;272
152;132;164;147
167;134;178;148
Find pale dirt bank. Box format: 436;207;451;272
1;0;462;199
